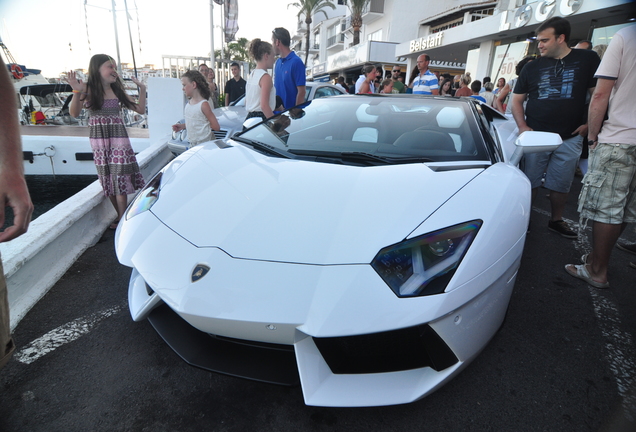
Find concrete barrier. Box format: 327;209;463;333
1;137;173;330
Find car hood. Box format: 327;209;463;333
213;106;247;131
150;143;484;265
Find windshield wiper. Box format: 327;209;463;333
232;137;295;159
340;152;433;165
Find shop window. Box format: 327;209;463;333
592;23;632;48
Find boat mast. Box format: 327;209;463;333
111;0;123;74
123;0;138;78
0;37;18;65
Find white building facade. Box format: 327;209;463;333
290;0;635;85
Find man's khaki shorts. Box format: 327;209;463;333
579;143;636;224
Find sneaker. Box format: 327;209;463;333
617;242;636;256
548;220;577;239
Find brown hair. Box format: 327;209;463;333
249;38;273;62
85;54;137;111
379;79;393;93
182;70;211;100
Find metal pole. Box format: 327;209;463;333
111;0;123;74
221;0;225;59
210;1;215;70
123;0;138;78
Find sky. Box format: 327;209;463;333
0;0;300;77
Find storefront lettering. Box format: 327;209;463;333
409;32;444;53
535;0;556;22
430;61;466;69
513;0;583;28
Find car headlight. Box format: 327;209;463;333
126;170;163;220
371;220;482;298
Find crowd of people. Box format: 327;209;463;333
1;17;635;373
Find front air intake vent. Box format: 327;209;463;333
313;323;458;374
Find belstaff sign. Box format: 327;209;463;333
409;32;444;53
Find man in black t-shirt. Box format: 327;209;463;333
224;62;246;106
511;16;600;239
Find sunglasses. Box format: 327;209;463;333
272;29;284;40
554;58;564;77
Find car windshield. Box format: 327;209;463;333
236;95;491;165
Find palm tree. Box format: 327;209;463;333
214;37;251;63
289;0;337;66
347;0;371;46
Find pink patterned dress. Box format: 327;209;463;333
87;99;145;196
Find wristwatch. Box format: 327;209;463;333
588;139;596;146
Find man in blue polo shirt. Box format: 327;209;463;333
411;54;439;95
272;27;306;110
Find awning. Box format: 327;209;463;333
19;84;73;97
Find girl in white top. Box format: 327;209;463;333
245;38;276;124
172;70;220;146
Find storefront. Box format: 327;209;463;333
396;0;635;86
317;40;406;84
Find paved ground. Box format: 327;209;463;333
1;178;635;432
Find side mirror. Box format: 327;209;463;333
242;117;261;130
509;131;562;166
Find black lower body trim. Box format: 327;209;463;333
147;304;299;386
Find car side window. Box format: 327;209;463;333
314;87;335;99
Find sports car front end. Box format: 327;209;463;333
116;96;534;406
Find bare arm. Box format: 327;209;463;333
295;85;306;106
201;101;220;131
129;76;146;115
67;70;87;118
358;80;371;95
259;73;275;119
511;92;532;133
587;79;613;149
493;83;510;113
0;61;33;243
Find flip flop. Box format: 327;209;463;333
109;220;120;230
564;264;609;289
580;253;589;265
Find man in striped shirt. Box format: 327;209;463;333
411;54;439;95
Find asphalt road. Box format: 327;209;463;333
1;177;635;432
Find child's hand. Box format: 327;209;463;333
130;76;145;88
172;123;185;132
66;71;86;93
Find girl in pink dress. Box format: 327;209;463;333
67;54;146;230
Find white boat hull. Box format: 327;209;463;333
21;125;152;176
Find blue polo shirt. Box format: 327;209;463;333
412;70;438;95
274;51;306;109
